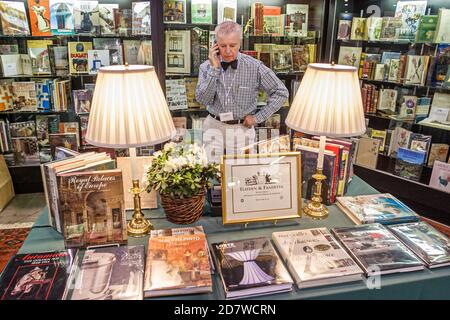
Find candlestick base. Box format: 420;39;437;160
127;180;153;237
303;170;329;220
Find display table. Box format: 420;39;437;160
19;176;450;300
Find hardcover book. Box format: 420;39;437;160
388;222;450;268
48;45;69;76
408;133;431;156
0;250;76;300
57;169;127;248
137;40;152;65
165;30;191;74
0;79;14;111
271;45;293;73
93;38;123;65
416;15;438;43
404;55;429;86
65;245;144;300
388;126;412;157
35;79;52;111
123;40;140;65
377;89;398;114
73;1;100;35
12;81;37;111
132;1;151;35
9;121;36;138
394;1;427;41
113;8;132;36
394;147;426;181
72;89;93;114
211;237;293;299
272;228;363;288
87;49;109;74
68;42;92;75
367;16;382;41
11;137;40;166
49;133;78;159
49;0;74;35
337;19;351;40
291;45;309;72
336;193;419;225
263;14;285;36
398;95;417;120
0;44;18;54
99;3;118;35
165;79;188;110
27;39;53;75
285;4;308;37
354;137;380;169
434;8;450;44
429;160;450;193
380;17;402;41
185;77;202;108
0;1;30;35
350;17;367;41
163;0;186;24
27;0;51;36
370;129;387;153
144;233;212;297
217;0;237;24
427;144;449;167
338;46;362;68
1;54;33;77
191;0;212;24
331;224;424;276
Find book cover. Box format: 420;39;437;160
388;59;400;82
57;169;127;248
123;40;140;65
380;17;402;41
285;4;308;37
264;15;285;36
12;81;37;111
427;144;449;167
9;121;36;138
0;79;14;111
1;54;32;77
272;228;363;288
404;55;429;86
433;8;450;43
132;1;151;35
185;77;202;109
355;137;380;169
35;79;52;111
370;129;387;153
165;30;191;74
217;0;237;24
165;79;188;110
137;40;152;65
336;193;419;225
171;116;187;142
388;222;450;268
0;44;18;54
337;19;351;40
416;15;438;43
291;45;309;72
211;237;292;299
66;245;144;300
49;133;78;159
48;45;69;76
11;137;40;166
377;89;397;114
36;115;50;147
338;46;362;68
68;42;92;75
93;38;123;65
191;0;212;24
409;133;431;156
0;1;30;35
435;44;450;85
350;17;367;41
163;0;186;24
271;45;293;73
394;1;427;41
331;223;424;276
79;115;89;146
144;233;212;297
27;40;53;75
49;0;74;35
367;16;383;41
27;0;51;36
429;160;450;193
395;147;426;181
87;49;109;74
99;3;117;35
73;1;99;35
113;8;131;36
398;95;417;120
72;89;93;114
0;250;76;300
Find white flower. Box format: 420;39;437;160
153;151;162;158
163;142;176;152
163;160;177;173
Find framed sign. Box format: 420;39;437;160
221;152;302;225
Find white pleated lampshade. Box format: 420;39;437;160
85;65;176;148
286;63;366;137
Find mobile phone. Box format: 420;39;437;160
213;40;220;57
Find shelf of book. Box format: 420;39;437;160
360;78;450;92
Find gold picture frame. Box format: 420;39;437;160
220;152;302;225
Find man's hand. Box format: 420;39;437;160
243;115;256;128
208;43;221;69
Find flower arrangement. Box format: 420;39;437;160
144;142;219;199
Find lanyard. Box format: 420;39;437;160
222;69;237;108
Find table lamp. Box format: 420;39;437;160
286;63;366;219
85;65;176;236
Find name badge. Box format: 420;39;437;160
219;112;234;122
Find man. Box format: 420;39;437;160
196;21;289;163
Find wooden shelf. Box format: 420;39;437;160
360;78;450;92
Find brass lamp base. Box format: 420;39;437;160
303;170;329;220
127;179;153;237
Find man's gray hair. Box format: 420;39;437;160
215;21;243;40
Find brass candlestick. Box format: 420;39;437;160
127;179;153;237
303;168;329;219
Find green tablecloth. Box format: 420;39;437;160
19;176;450;300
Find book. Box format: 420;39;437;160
350;17;367;41
35;79;52;111
429;160;450;193
184;77;202;109
271;45;293;73
1;54;32;77
387;59;400;82
48;45;69;76
337;19;351;40
416;15;438;43
165;79;188;110
377;89;397;114
388;126;412;157
49;0;74;35
122;40;140;65
72;89;93;114
163;0;186;24
395;147;426;181
144;233;212;297
434;8;450;44
49;133;78;159
272;228;363;288
12;81;37;111
113;8;132;36
337;46;362;68
291;45;309;72
165;30;191;74
93;38;123;65
380;17;402;41
427;144;449;167
11;137;40;166
36;116;50;147
0;79;14;111
408;133;431;157
191;0;212;24
65;245;144;300
217;0;237;24
27;40;53;75
331;223;424;276
370;129;387;153
57;169;127;248
435;44;450;86
367;16;382;41
394;1;427;41
87;49;109;74
0;44;18;54
99;3;118;35
132;1;151;35
73;1;100;35
354;137;380;169
116;156;157;210
285;4;308;37
9;121;36;138
137;40;152;65
0;0;30;35
0;250;76;300
404;55;429;86
388;222;450;268
68;42;92;75
27;0;51;36
336;193;419;225
397;95;417;120
211;237;293;299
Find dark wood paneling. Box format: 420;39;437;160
9;166;43;194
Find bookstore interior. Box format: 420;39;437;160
0;0;449;301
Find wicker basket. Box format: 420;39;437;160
160;189;206;224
